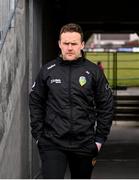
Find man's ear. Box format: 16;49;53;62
81;41;85;49
58;40;61;48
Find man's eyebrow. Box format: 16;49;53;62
63;42;78;44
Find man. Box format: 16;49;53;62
29;23;113;179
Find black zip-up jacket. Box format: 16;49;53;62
29;57;113;154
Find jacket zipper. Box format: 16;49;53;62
68;64;74;145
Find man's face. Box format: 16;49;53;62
58;32;84;61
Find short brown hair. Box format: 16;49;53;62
59;23;84;42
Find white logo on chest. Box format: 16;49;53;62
50;79;61;84
47;64;56;70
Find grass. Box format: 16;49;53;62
85;52;139;87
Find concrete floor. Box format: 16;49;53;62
117;87;139;96
91;121;139;179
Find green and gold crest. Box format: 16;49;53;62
79;76;86;86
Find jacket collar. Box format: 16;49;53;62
57;56;85;66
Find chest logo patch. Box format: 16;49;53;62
79;76;86;86
50;79;61;84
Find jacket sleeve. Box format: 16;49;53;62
29;66;47;141
94;69;114;144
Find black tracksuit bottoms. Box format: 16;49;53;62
38;147;95;179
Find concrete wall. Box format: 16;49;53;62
0;0;30;178
28;0;43;178
0;0;64;178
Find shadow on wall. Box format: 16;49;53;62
0;109;5;142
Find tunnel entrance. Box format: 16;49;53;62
29;0;139;178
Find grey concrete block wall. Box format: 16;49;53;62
0;0;30;178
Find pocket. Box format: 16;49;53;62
38;136;46;147
90;142;98;156
38;136;54;151
81;141;98;157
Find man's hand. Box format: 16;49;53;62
36;139;39;145
95;142;102;152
